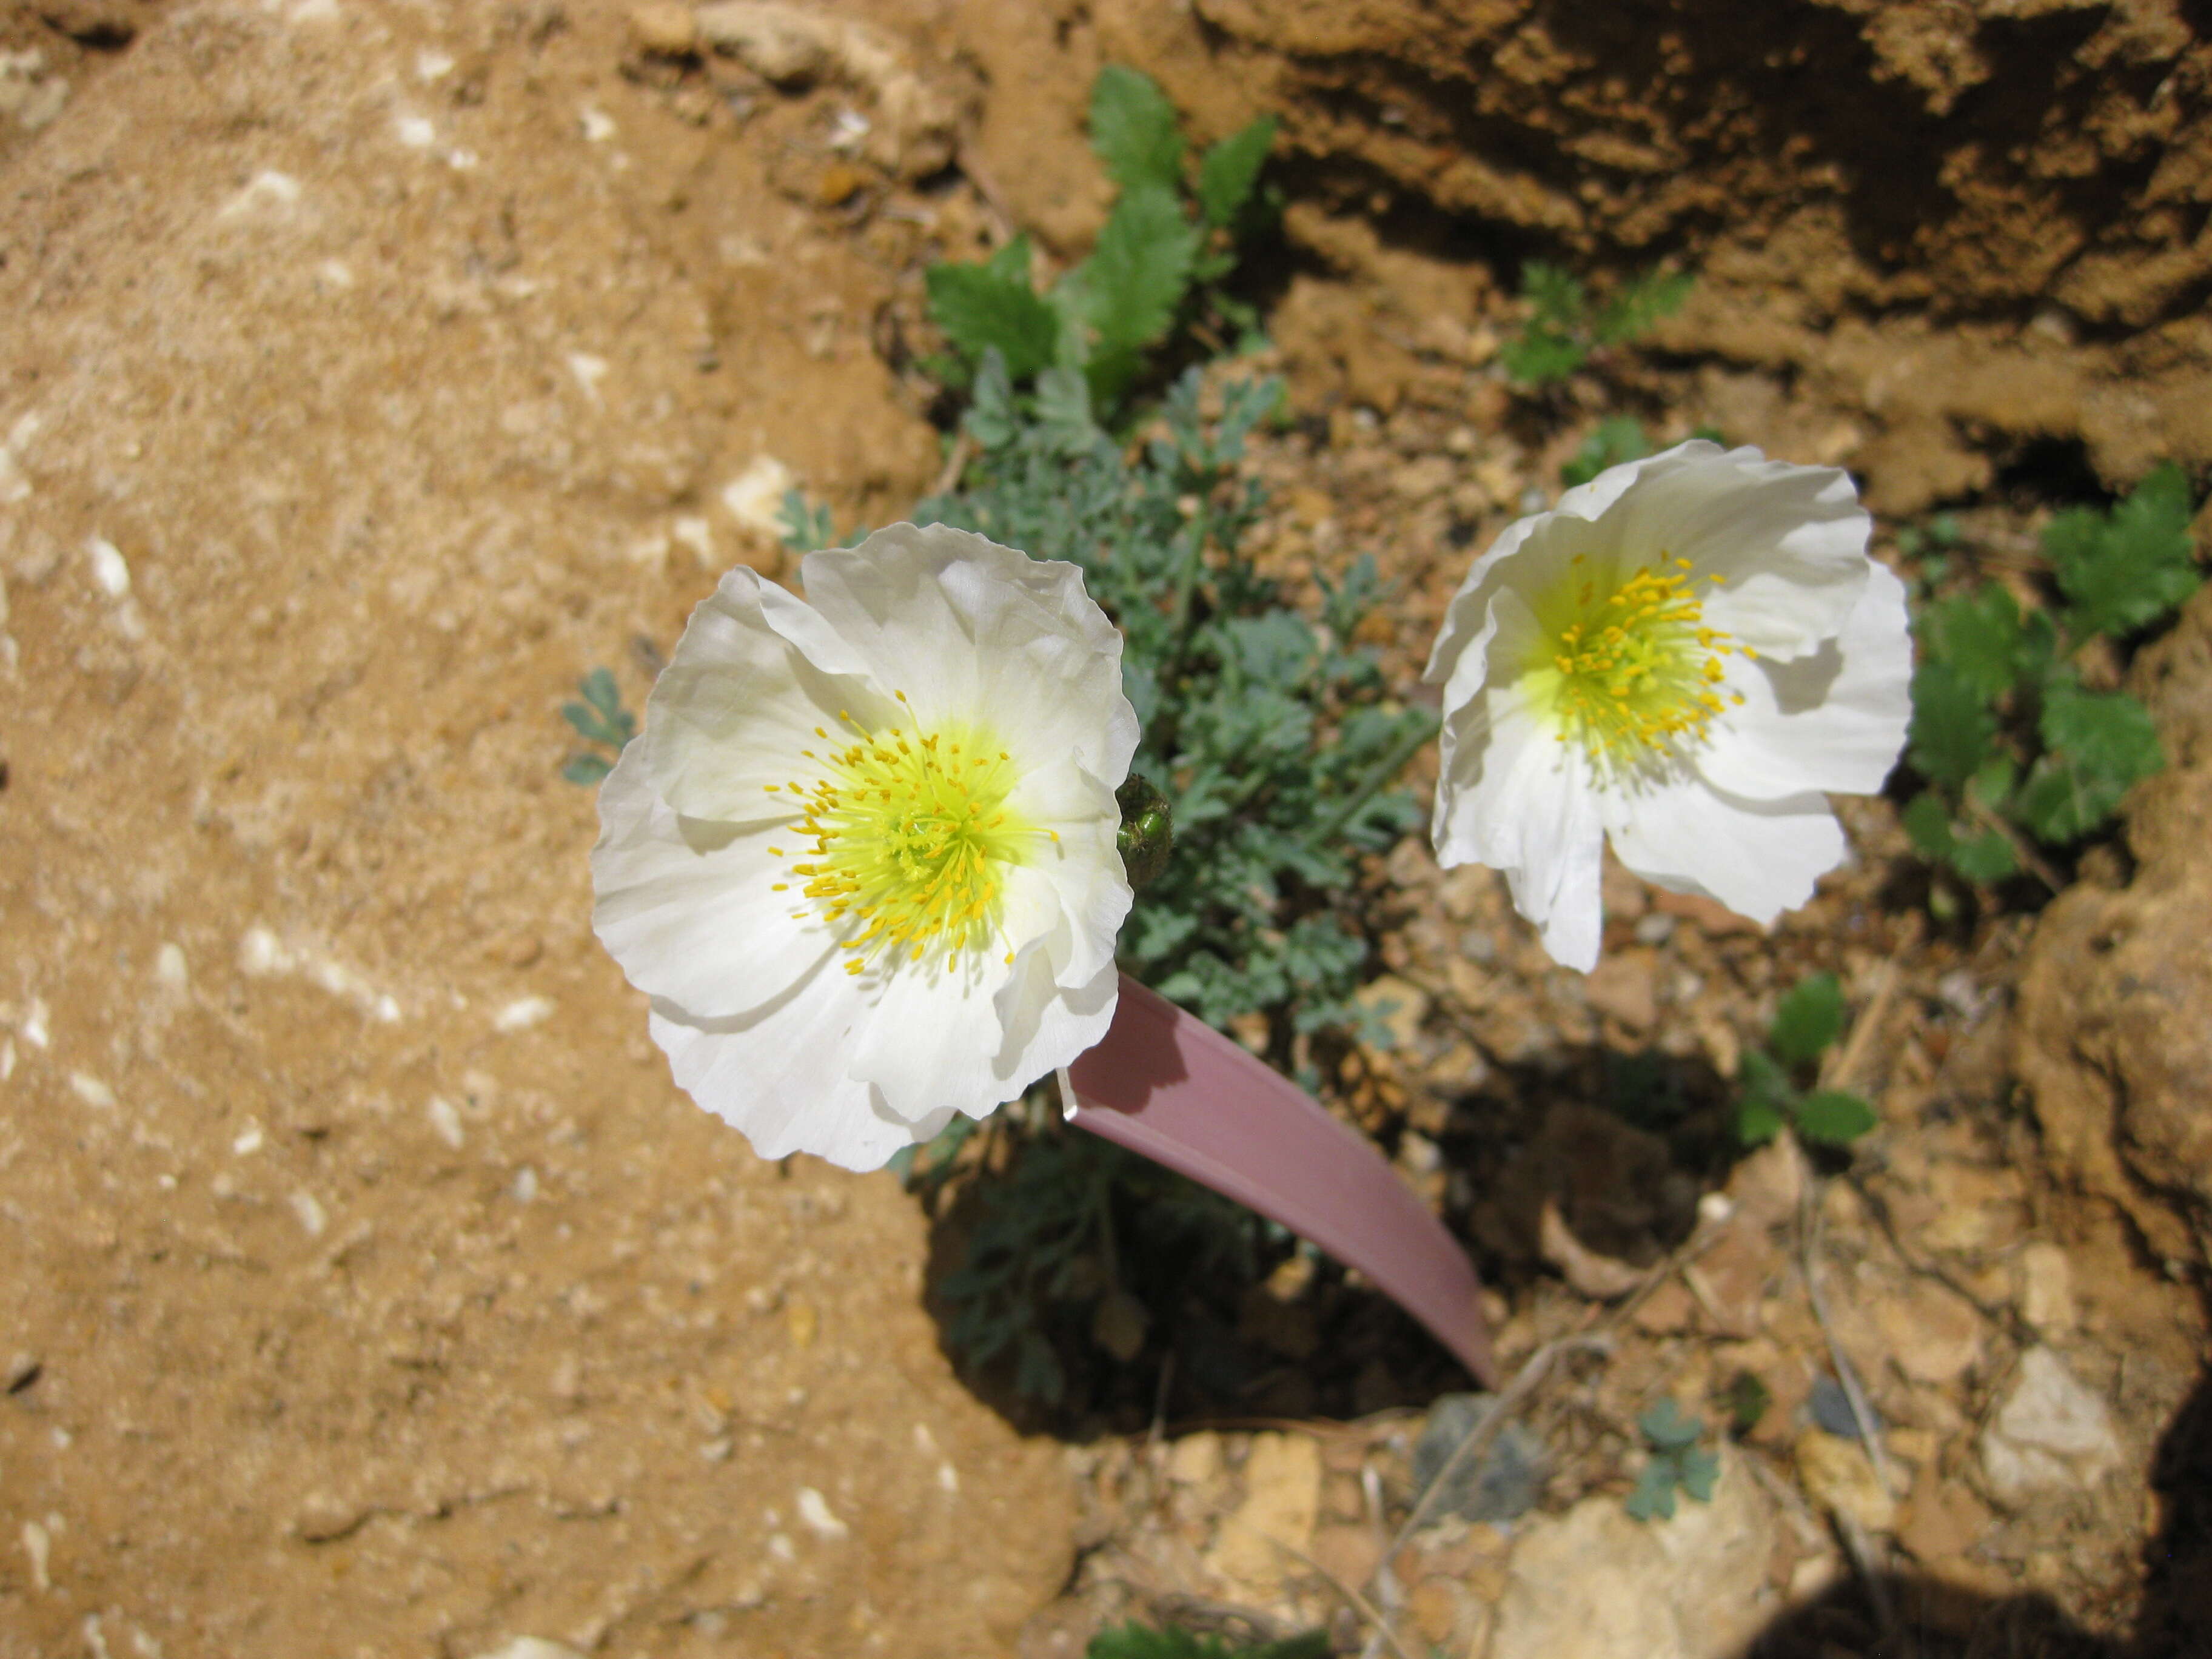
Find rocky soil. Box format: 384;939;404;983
1;2;2208;1658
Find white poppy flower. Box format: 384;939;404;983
592;523;1139;1171
1425;440;1911;971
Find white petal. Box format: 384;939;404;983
591;745;835;1019
843;948;1022;1124
1005;763;1133;989
649;992;927;1173
642;564;888;825
1606;445;1872;662
802;523;1138;786
1432;591;1608;971
1605;776;1848;926
1697;560;1912;801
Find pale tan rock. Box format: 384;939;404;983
1871;1278;1985;1386
627;1;697;55
1205;1433;1322;1601
2016;1241;2077;1334
1979;1346;2124;1506
1168;1430;1223;1486
1489;1447;1775;1659
1794;1430;1898;1535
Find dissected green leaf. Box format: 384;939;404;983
1082;182;1201;354
560;753;612;786
1640;1397;1704;1451
1675;1446;1721;1504
2048;461;2201;639
1907;656;1997;791
1089;65;1184;192
2013;682;2164;843
1499;326;1586;386
927;254;1061;381
1769;972;1845;1069
1521;261;1585;328
1794;1089;1879;1145
1196;115;1277;228
1593;268;1692;344
1624;1460;1680;1522
1920;585;2025;706
1949;828;2020;884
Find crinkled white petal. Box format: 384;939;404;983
592;751;834;1020
649;990;936;1173
843;909;1119;1126
1604;777;1847;925
1698;560;1914;802
1005;761;1133;990
1432;589;1609;971
802;523;1140;785
643;565;886;825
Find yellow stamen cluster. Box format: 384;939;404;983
765;699;1051;973
1528;554;1753;768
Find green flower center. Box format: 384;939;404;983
767;697;1048;973
1522;555;1751;767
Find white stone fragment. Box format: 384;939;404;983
394;113;437;149
494;995;555;1034
1980;1345;2123;1504
232;1124;263;1155
238;927;286;976
0;1038;13;1082
672;515;713;565
580;107;617;143
21;1520;49;1592
290;1191;327;1238
722;454;795;534
796;1486;848;1540
218;170;301;219
766;1531;797;1563
415;49;455;82
154;942;189;991
512;1165;538;1203
68;1073;116;1110
20;997;50;1049
87;536;130;597
315;260;354;292
466;1640;586;1659
566;353;608;403
427;1096;464;1148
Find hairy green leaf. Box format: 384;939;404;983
1769;972;1845;1069
1794;1089;1878;1145
1907;656;1998;791
1089;65;1184;192
927;255;1061;381
1920;585;2025;706
2013;682;2163;843
1196;115;1277;227
2048;462;2201;639
1082;182;1201;356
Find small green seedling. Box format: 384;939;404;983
1624;1397;1720;1522
1501;262;1692;387
1735;972;1878;1148
1903;464;2200;896
559;667;635;785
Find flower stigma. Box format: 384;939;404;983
1523;554;1753;769
766;695;1054;973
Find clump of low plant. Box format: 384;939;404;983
1088;1623;1329;1659
1735;972;1877;1149
923;64;1278;419
1901;465;2201;899
1501;261;1692;386
1623;1397;1720;1521
558;667;635;785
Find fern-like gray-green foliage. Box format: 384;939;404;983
1903;464;2201;891
919;355;1432;1045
